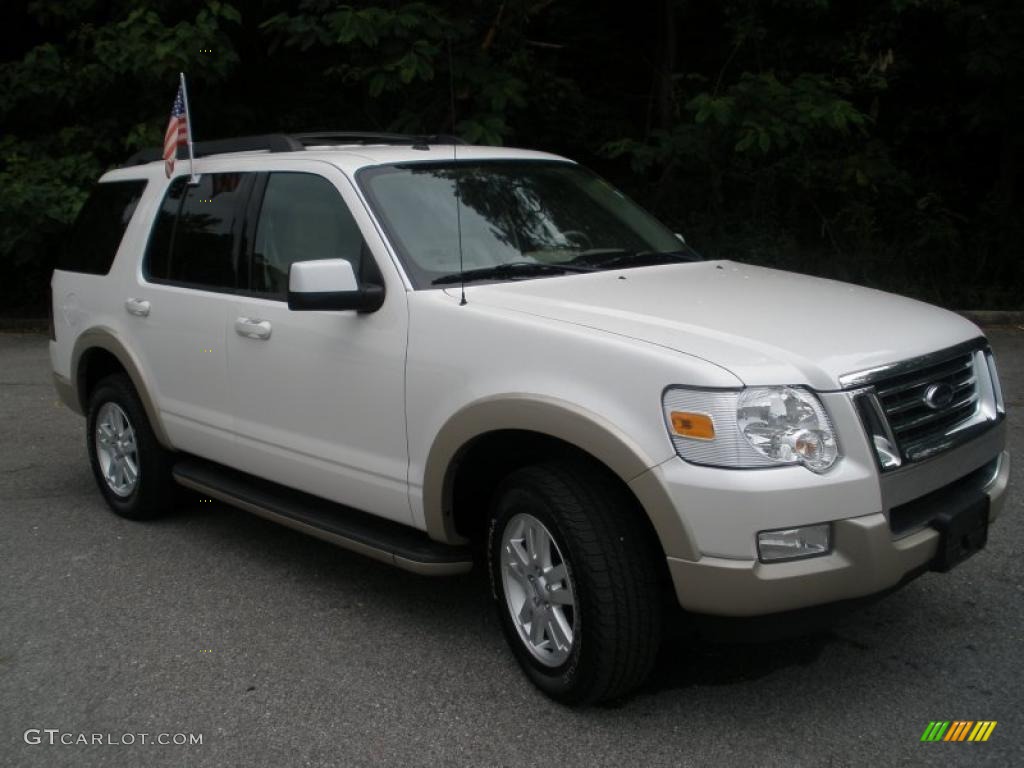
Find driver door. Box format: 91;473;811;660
225;166;411;524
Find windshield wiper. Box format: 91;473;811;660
432;261;592;285
567;248;702;269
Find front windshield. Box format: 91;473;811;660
357;160;696;288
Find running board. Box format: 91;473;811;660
172;458;473;576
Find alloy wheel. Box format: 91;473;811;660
94;402;140;498
500;512;577;667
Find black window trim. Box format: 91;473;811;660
239;172;269;294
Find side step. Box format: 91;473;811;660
172;458;473;576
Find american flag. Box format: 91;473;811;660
163;84;188;178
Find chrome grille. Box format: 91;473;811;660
873;352;979;461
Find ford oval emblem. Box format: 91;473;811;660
923;382;955;410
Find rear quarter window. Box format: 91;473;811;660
58;180;147;274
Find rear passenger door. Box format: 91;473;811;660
225;168;412;525
127;172;254;461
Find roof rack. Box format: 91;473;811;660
123;132;468;166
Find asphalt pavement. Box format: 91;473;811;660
1;328;1021;767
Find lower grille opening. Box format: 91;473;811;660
888;458;999;536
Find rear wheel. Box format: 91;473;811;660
86;374;175;520
488;461;663;704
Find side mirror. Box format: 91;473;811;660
287;259;384;313
675;232;687;245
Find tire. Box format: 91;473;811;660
86;373;175;520
488;461;663;704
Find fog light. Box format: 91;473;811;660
757;523;831;562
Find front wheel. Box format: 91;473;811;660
488;462;663;704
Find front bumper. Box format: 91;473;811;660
658;427;1009;617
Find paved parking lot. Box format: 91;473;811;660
1;329;1021;767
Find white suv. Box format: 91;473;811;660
50;133;1011;704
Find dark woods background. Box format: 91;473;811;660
2;0;1021;315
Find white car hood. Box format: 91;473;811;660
467;260;983;390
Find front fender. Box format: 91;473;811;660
421;393;699;560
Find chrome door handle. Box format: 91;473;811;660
124;298;151;317
235;317;272;340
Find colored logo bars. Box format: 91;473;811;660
921;721;997;742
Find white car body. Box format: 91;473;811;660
51;141;1011;621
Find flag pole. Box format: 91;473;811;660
179;72;198;184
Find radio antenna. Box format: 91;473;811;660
447;35;467;306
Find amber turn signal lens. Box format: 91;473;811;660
670;411;715;440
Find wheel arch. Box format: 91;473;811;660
422;394;699;561
72;327;173;449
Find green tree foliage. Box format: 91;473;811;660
1;0;1020;313
1;0;242;312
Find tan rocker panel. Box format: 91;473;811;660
421;393;700;561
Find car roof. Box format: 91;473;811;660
101;143;571;184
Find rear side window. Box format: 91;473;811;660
251;172;365;296
145;173;254;290
58;180;147;274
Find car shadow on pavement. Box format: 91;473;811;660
160;492;933;709
640;630;834;699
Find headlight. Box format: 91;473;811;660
662;386;839;473
737;387;839;472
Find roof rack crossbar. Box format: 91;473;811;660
123;131;467;166
123;134;300;166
